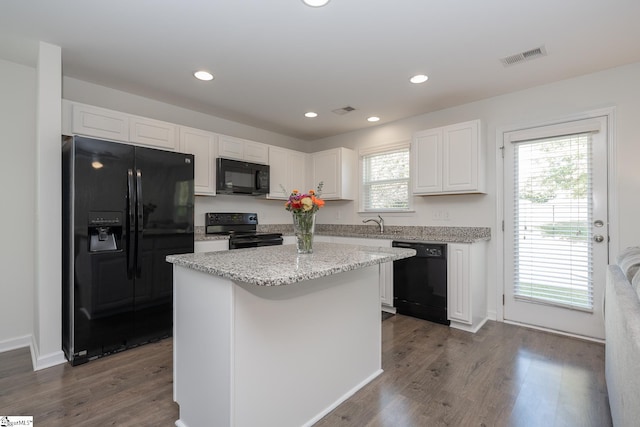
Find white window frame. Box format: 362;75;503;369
358;141;412;213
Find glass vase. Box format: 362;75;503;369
292;211;316;254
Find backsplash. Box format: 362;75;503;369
257;223;491;243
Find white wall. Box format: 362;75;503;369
33;42;64;369
0;59;36;349
312;61;640;318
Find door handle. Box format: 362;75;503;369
127;169;135;279
594;234;605;243
135;169;143;278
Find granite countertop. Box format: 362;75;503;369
260;224;491;244
166;242;415;286
194;224;491;243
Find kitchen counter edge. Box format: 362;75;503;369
167;242;415;287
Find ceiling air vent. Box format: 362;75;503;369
500;45;547;67
332;106;356;115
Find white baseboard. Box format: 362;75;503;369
30;335;66;371
301;368;384;427
0;335;31;353
450;316;489;333
381;305;396;314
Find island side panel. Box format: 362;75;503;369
232;265;382;427
174;266;233;427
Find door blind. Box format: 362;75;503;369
513;132;594;311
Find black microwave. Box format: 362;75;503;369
216;158;270;195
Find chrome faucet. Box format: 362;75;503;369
362;215;384;233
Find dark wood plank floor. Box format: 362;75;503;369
0;316;611;426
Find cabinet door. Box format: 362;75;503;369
218;135;245;160
448;244;471;324
380;261;394;307
332;237;393;306
129;117;178;151
244;140;269;164
443;120;479;192
412;129;442;194
289;150;308;194
268;146;290;199
71;103;129;142
312;149;340;199
179;127;217;196
268;146;307;199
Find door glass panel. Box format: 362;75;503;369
513;133;593;311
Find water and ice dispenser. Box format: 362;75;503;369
88;211;122;252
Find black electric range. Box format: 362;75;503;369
205;212;283;249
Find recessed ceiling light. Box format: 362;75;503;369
367;116;380;122
302;0;330;7
194;70;214;81
304;112;318;118
410;74;429;84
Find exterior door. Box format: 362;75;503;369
503;116;609;339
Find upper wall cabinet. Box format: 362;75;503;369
218;135;269;164
64;101;179;151
129;116;178;151
67;102;129;142
268;146;308;200
412;119;485;195
311;147;356;200
179;127;218;196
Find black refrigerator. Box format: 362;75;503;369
62;135;194;365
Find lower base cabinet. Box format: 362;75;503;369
287;234;489;330
320;236;393;309
447;241;488;332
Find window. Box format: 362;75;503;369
360;143;410;211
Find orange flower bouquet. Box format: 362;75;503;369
284;182;324;253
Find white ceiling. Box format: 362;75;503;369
1;0;640;140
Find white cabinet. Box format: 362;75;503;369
179;127;217;196
268;146;308;199
129;116;178;151
69;102;129;142
447;241;487;332
331;236;394;309
412;128;442;194
412;119;484;195
194;239;229;253
218;135;269;164
65;100;178;151
311;147;356;200
379;262;393;308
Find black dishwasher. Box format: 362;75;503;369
392;241;449;325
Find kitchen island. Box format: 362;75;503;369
166;242;415;427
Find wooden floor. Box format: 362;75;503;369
0;316;611;426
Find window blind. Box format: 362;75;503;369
513;133;594;311
362;147;410;211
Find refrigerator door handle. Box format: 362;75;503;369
127;169;136;279
135;169;143;278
